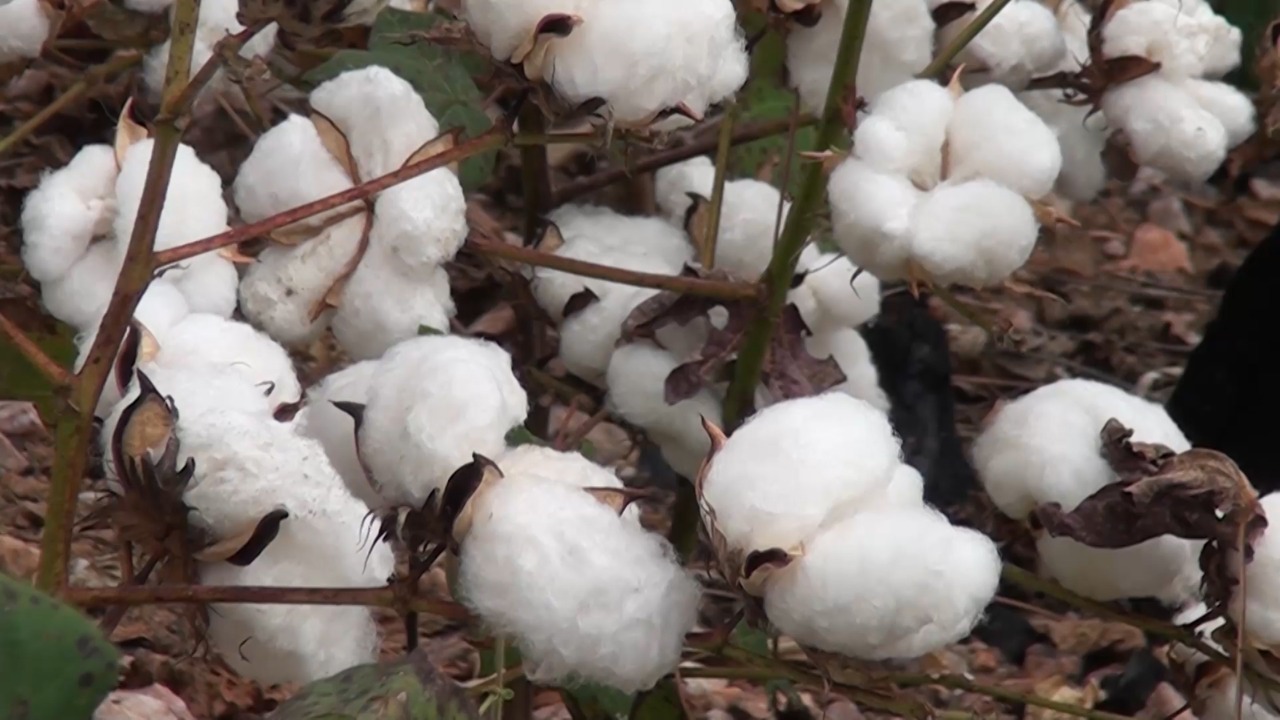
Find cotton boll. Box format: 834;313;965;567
20;145;119;283
938;0;1066;89
828;159;921;281
496;444;639;523
654;157;715;221
763;505;1000;659
164;255;239;318
370;172;468;271
295;360;381;507
1102;1;1239;79
238;216;366;347
152;313;302;410
971;377;1202;602
41;242;123;331
232;115;358;226
0;0;51;61
1102;75;1228;183
910;179;1039;288
606;342;722;479
1018;88;1108;201
359;335;529;507
1236;493;1280;645
803;328;891;413
790;251;881;332
702;393;901;554
458;473;699;692
561;284;659;387
461;0;590;62
880;463;926;509
309;65;440;178
330;249;456;361
853;79;955;186
1179;78;1256;148
946;84;1063;199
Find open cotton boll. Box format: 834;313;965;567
910;179;1039;287
462;0;591;62
937;0;1066;89
1235;493;1280;645
41;242;123;332
310;65;441;179
0;0;52;61
879;463;926;509
1102;75;1228;183
496;444;640;523
787;0;934;114
702;393;901;554
972;377;1203;602
458;473;699;692
1102;0;1241;79
152;313;301;410
295;360;380;507
946;84;1063;199
560;284;659;386
763;505;999;659
1018;88;1108;201
802;328;891;413
331;250;456;360
790;249;881;333
359;336;528;507
852;79;955;187
654;157;715;220
371;174;467;271
1178;78;1257;148
828;158;921;281
163;254;239;318
233;115;359;227
20;144;118;283
606;341;722;479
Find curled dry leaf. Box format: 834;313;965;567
193;507;290;566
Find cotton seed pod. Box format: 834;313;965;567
20;144;119;284
701;392;902;555
457;468;700;692
972;377;1203;603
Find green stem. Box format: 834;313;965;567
701;104;738;268
919;0;1016;79
36;0;204;594
721;0;873;429
0;52;142;158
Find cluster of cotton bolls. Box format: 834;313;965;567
828;78;1062;288
1099;0;1254;182
93;308;391;685
701;393;1001;659
296;334;698;692
460;0;749;126
972;378;1204;605
234;65;467;360
20;134;239;336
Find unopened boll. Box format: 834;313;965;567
295;360;381;507
359;336;528;507
787;0;935;114
457;472;699;692
972;378;1202;603
763;505;1000;659
788;247;882;333
935;0;1066;89
0;0;52;62
654;157;791;278
702;393;901;554
606;341;724;479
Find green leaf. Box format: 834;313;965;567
730;624;771;657
271;648;481;720
563;683;633;720
302;8;497;191
503;426;548;448
730;21;814;197
0;572;121;720
0;322;75;422
628;678;686;720
418;324;446;336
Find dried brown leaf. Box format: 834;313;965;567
762;304;846;401
1101;55;1162;86
446;453;505;545
1109;223;1193;274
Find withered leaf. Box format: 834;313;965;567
404;127;462;176
194;508;290;566
762;304;846;402
931;1;975;27
582;486;652;516
562;288;600;319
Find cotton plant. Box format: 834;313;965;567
461;0;748;127
931;0;1067;90
697;393;1001;659
234;65;467;360
787;0;936;115
971;378;1204;604
19;119;239;333
1097;0;1255;182
0;0;54;62
827;78;1062;289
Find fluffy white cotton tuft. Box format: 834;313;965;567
0;0;52;62
972;378;1203;603
40;242;123;332
1101;75;1231;184
142;0;278;108
802;328;891;413
296;360;381;507
946;84;1063;199
827;158;921;281
330;251;456;360
496;444;639;523
763;505;1000;659
458;473;700;692
1101;0;1241;79
1235;493;1280;645
20;144;119;283
152;313;302;412
936;0;1065;89
910;179;1039;287
702;393;901;554
788;249;881;334
852;79;955;187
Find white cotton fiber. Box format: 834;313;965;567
330;250;456;360
41;242;123;332
20;144;119;283
937;0;1066;89
910;179;1039;288
458;473;700;692
852;79;955;187
560;283;658;387
972;377;1203;603
152;313;301;411
606;341;724;480
1018;88;1109;201
788;248;881;333
1236;493;1280;646
371;174;468;271
0;0;51;62
1101;0;1239;79
461;0;591;62
164;254;239;318
296;360;382;508
828;158;921;281
496;444;639;523
232;114;359;228
803;327;891;413
702;393;901;554
946;84;1063;199
1178;78;1257;148
1102;75;1229;183
763;505;1000;659
358;335;528;507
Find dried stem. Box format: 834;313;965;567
64;584;470;620
701;103;738;268
464;236;762;302
551;115;816;206
37;0;205;594
517;101;553;243
721;0;873;428
919;0;1017;79
0;51;143;158
153;127;511;266
0;312;72;387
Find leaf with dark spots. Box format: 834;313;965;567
563;288;600;319
931;1;975;27
195;508;290;566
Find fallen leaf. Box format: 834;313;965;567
1109;223;1193;274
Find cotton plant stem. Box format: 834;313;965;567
721;0;873;429
0;312;71;386
919;0;1016;78
63;584;471;620
153;127;511;266
36;0;204;594
517;102;554;243
701;104;739;268
0;51;142;158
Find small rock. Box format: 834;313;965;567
94;685;197;720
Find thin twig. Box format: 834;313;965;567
919;0;1016;78
64;584;470;620
517;101;553;243
153;127;511;266
0;52;143;158
0;312;71;386
701;104;738;268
